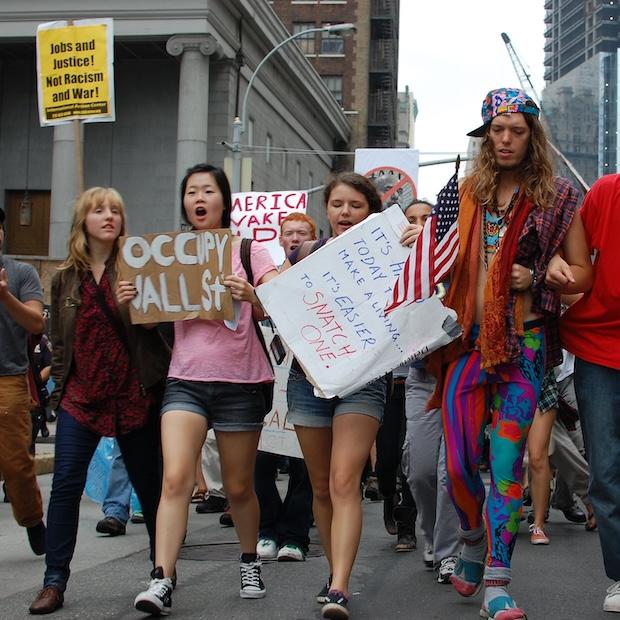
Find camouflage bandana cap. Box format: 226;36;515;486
467;87;540;137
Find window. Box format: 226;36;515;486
322;75;344;105
296;161;301;188
292;22;316;54
266;133;272;164
281;150;287;176
321;25;345;54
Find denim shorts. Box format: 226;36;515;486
286;368;386;428
161;378;267;432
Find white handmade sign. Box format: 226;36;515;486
256;206;461;398
257;323;302;459
231;190;308;265
355;148;419;211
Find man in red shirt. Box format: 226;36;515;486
553;173;620;614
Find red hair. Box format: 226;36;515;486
280;212;317;239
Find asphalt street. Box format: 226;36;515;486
0;469;612;620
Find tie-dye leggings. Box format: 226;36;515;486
442;325;545;569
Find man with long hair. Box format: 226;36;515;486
427;88;592;620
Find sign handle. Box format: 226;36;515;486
73;118;84;195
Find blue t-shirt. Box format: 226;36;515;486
0;256;44;375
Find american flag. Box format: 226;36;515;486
385;171;460;315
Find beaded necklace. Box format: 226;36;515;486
481;188;519;270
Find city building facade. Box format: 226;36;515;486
269;0;400;154
542;0;620;184
396;85;416;148
0;0;350;290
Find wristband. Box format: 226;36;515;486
529;268;537;288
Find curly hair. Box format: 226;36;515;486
60;187;126;274
464;115;555;210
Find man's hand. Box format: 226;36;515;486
545;254;575;290
0;267;8;303
510;263;534;291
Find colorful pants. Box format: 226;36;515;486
442;326;545;569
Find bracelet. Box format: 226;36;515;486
529;268;537;288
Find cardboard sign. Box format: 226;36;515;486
36;18;115;125
355;149;419;211
231;190;308;265
256;207;461;398
257;323;303;459
118;229;233;324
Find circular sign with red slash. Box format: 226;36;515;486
365;166;418;211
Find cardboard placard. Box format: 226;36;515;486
118;229;233;324
36;18;115;125
256;207;461;398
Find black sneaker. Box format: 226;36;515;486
437;555;457;584
321;590;349;619
196;494;227;513
27;521;46;556
134;566;173;616
239;558;266;599
316;575;332;604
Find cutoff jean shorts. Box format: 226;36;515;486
161;378;267;432
286;367;387;428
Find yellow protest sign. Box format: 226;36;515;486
36;19;115;126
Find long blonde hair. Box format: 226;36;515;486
464;115;556;210
60;187;127;273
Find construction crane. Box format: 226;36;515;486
501;32;590;192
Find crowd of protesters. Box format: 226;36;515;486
0;85;617;620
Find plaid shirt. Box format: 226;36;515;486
506;177;580;370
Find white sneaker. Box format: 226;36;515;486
256;537;278;560
240;558;266;599
423;543;434;568
277;543;305;562
604;581;620;612
134;568;173;616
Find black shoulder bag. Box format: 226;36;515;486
240;238;275;413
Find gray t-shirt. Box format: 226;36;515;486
0;255;44;375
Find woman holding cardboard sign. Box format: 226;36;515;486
133;164;279;616
29;187;170;615
283;172;422;620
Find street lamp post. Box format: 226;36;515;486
231;23;355;193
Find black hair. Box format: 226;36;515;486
407;198;434;210
179;164;232;228
323;171;383;214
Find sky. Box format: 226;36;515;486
398;1;546;201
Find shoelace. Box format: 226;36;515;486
440;557;457;571
528;524;546;536
607;581;620;595
148;578;171;598
240;563;262;588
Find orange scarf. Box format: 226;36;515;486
426;185;535;407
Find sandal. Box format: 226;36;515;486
191;489;207;503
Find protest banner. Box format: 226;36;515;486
231;190;308;265
256;206;461;398
257;323;303;459
36;18;115;125
354;149;419;211
118;229;233;324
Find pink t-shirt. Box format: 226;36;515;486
168;240;276;383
